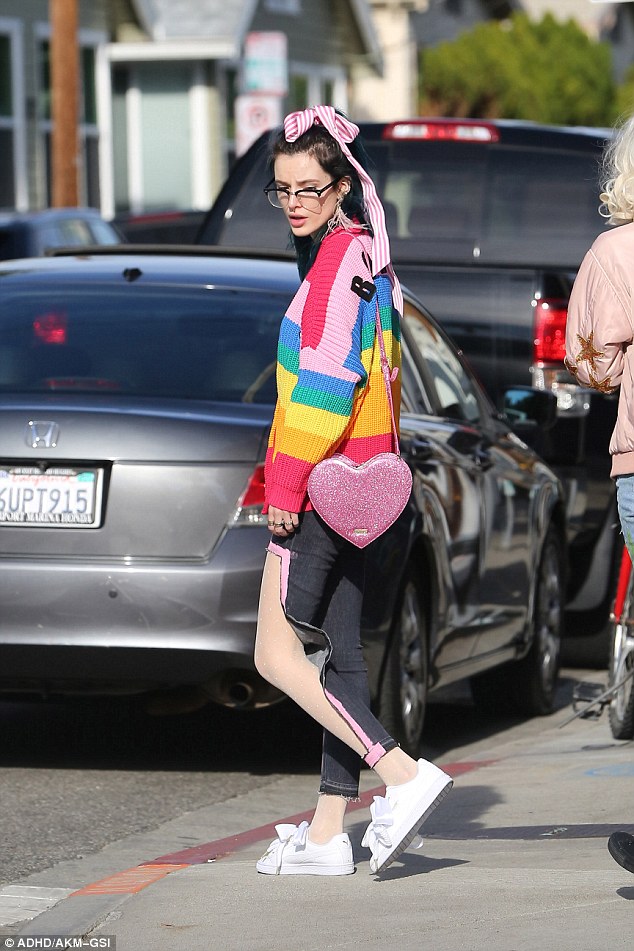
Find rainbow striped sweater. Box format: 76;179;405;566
264;227;402;513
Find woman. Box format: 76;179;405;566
254;106;452;877
565;113;634;877
565;114;634;541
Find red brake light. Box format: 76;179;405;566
43;377;121;391
383;120;500;143
239;464;266;509
533;299;568;363
33;312;67;345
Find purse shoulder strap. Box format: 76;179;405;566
351;233;401;455
374;298;401;456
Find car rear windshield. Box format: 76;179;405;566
0;283;289;404
207;133;604;268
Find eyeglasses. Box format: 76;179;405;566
263;179;339;211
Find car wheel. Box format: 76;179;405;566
471;528;564;716
608;574;634;740
379;568;428;756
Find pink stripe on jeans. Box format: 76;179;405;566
365;741;387;768
325;688;386;766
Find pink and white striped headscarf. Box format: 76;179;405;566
283;105;403;316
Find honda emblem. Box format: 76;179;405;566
26;420;59;449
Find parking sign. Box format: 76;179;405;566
235;95;282;156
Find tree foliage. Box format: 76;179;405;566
615;63;634;122
420;12;616;127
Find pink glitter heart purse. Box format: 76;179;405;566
307;303;412;548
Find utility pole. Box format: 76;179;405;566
50;0;80;207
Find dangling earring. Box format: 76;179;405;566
328;191;353;234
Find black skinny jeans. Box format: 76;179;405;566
268;510;397;798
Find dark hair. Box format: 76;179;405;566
268;115;372;278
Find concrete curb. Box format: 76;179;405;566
16;759;491;938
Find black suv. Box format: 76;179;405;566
198;118;617;654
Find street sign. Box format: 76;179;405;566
243;32;288;96
235;95;283;157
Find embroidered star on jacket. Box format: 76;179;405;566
564;357;578;378
588;371;615;394
575;332;604;371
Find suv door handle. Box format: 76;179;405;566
402;436;434;461
472;446;493;470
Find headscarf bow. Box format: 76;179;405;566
283;105;403;315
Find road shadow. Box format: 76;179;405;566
0;667;597;773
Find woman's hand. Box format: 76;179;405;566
267;506;299;536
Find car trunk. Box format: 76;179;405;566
0;397;270;560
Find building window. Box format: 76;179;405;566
288;74;308;111
0;25;21;209
0;33;15;207
111;62;195;214
0;34;11;117
37;36;101;207
288;64;346;113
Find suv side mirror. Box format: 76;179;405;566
501;387;558;457
502;386;558;433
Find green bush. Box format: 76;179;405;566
615;63;634;122
420;12;616;127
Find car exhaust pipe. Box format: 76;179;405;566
226;680;255;707
205;670;284;710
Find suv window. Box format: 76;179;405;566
347;137;604;267
404;303;482;424
202;124;605;269
374;140;486;262
399;325;433;416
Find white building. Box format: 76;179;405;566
0;0;382;217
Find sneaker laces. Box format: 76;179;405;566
269;821;310;874
361;795;425;855
361;796;394;851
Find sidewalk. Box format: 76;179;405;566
8;704;634;951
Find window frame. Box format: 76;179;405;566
0;17;27;210
287;61;347;112
34;23;107;209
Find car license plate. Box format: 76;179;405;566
0;466;104;528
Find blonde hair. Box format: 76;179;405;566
600;114;634;225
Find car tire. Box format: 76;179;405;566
608;572;634;740
379;568;428;757
471;528;564;716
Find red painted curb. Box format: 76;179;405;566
71;864;188;896
142;759;497;867
66;758;496;897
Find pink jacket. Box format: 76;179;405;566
565;222;634;477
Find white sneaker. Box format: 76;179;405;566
256;821;355;876
361;759;453;874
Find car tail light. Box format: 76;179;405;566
230;463;268;527
532;297;590;417
383;120;500;143
533;298;567;363
43;377;121;391
33;312;67;345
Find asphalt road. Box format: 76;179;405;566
0;665;602;887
